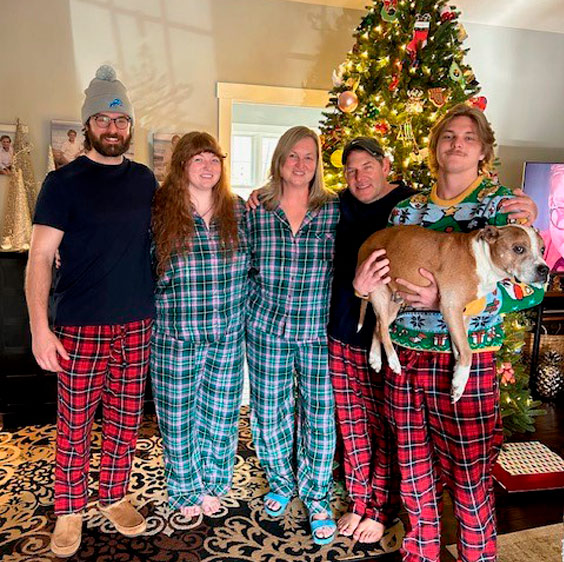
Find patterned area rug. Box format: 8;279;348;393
0;407;404;561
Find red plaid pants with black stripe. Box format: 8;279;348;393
329;336;400;524
53;319;152;515
385;348;504;562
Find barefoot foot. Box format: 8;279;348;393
180;505;201;518
353;518;385;543
337;512;362;536
201;495;221;516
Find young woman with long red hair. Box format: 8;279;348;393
151;131;248;519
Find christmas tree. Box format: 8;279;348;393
1;119;37;251
320;0;483;190
320;0;544;434
497;313;545;436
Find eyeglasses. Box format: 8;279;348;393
91;114;131;130
550;206;564;230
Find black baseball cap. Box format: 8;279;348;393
342;137;385;166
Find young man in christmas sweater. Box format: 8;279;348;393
353;104;543;561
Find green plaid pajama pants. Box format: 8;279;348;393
150;328;245;508
247;327;336;514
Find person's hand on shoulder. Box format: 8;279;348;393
501;189;538;226
246;188;263;211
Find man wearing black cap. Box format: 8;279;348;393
329;137;414;543
25;65;156;557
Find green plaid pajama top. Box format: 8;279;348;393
154;196;249;342
246;198;339;340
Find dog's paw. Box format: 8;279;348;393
388;352;402;374
451;386;464;403
451;364;471;403
369;351;382;372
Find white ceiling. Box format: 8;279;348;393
284;0;564;34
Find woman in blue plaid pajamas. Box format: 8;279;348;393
246;126;339;545
151;132;248;518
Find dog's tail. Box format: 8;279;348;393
357;299;367;333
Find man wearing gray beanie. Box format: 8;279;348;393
26;65;156;557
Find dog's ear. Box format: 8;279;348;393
478;225;499;243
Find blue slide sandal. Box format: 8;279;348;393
310;515;337;546
263;492;291;517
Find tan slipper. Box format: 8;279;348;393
50;513;83;558
99;497;146;537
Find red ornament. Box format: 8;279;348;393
389;75;400;91
374;119;390;135
388;60;402;92
468;96;487;111
440;5;456;22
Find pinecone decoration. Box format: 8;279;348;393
535;350;564;399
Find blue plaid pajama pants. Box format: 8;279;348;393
150;328;245;508
246;327;336;514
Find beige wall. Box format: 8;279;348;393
1;0;563;189
0;0;358;179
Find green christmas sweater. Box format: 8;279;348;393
388;176;544;353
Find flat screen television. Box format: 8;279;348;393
521;161;564;272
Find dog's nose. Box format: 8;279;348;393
537;264;549;281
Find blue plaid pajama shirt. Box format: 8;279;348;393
151;197;248;508
246;198;339;514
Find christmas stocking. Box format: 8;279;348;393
406;14;431;61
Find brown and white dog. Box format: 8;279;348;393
357;224;548;402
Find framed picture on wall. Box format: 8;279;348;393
152;133;181;183
522;161;564;272
0;123;16;234
0;123;16;175
51;120;84;169
51;120;135;169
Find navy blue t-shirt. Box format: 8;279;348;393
33;156;156;326
328;183;416;348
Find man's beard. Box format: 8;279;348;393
86;128;132;157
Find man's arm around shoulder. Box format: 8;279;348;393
25;225;69;372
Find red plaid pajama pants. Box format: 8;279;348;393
329;336;400;524
384;348;504;562
53;319;152;515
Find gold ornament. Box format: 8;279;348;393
457;23;468;41
428;87;450;108
406;89;425;113
397;119;415;144
338;91;359;113
411;147;429;164
464;68;475;83
330;149;344;168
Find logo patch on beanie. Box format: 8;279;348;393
108;98;124;108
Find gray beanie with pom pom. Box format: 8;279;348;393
81;65;134;125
